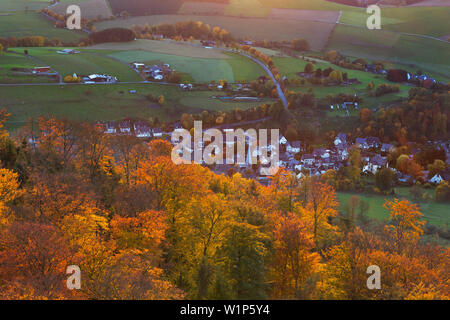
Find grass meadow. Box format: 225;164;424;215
0;83;271;131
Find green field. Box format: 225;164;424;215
105;49;265;83
0;12;86;43
16;47;142;82
339;6;450;38
0;83;271;131
0;0;50;11
338;188;450;227
327;25;450;81
52;0;113;19
273;56;411;100
85;40;266;83
0;51;52;84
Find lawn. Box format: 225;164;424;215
18;47;142;82
0;12;86;43
338;188;449;227
0;83;271;131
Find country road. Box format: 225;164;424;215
237;52;289;110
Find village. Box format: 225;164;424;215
96;118;450;188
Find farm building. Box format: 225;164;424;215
56;49;80;54
32;67;51;73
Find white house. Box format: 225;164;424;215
429;174;444;184
287;141;301;154
152;128;163;137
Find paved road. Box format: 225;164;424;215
237;52;288;110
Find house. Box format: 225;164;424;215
334;133;347;146
84;74;117;83
355;138;369;149
134;122;151;138
366;137;381;149
313;148;330;159
119;121;131;134
287;141;301;154
429;174;444;184
105;122;116;134
381;143;394;153
132;63;145;70
301;154;315;166
152;128;162;138
279;136;288;145
363;155;387;174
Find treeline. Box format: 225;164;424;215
240;45;281;83
357;88;449;143
89;28;136;44
131;21;232;42
0;114;447;300
180;101;285;129
0;36;68;49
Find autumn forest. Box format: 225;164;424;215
0;111;447;300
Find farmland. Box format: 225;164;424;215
95;15;335;50
85;39;266;82
0;0;51;11
51;0;113;20
0;12;86;43
17;47;142;82
0;51;58;84
0;83;271;131
327;24;450;80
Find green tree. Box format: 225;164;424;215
304;62;314;74
214;222;268;299
375;168;395;192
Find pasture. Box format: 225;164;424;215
327;25;450;81
51;0;113;20
178;1;227;15
108;0;184;16
0;0;50;11
0;12;86;43
0;83;271;131
19;47;142;82
104;49;265;83
86;39;265;82
0;51;58;84
338;188;449;227
86;39;230;59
